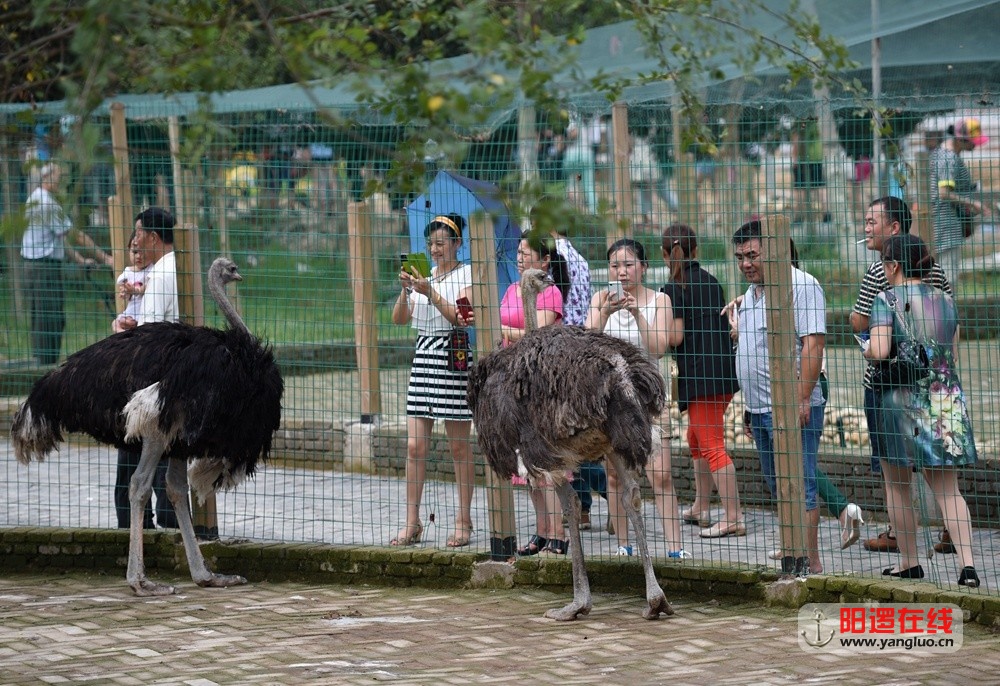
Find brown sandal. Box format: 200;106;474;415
390;522;423;546
446;526;473;548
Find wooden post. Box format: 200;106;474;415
609;101;631;246
214;171;230;259
347;201;381;420
671;96;700;232
517;106;538;190
169;118;205;327
167;117;216;537
912;149;933;253
108;103;133;273
718;101;745;236
168;117;184;219
468;211;516;560
107;195;128;279
1;142;25;324
759;214;808;573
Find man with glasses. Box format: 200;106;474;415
850;196;954;554
732;219;826;574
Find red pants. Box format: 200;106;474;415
686;393;734;473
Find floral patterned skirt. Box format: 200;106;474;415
878;377;977;469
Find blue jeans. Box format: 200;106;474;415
749;406;823;511
572;461;608;513
863;385;884;474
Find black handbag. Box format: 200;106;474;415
956;204;976;238
870;291;930;391
870;347;929;391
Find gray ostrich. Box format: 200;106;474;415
467;268;672;621
11;257;283;597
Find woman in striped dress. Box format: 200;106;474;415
391;214;476;548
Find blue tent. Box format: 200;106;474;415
405;170;520;301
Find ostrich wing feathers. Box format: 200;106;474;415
13;322;283;479
468;326;665;480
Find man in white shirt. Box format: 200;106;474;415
732;219;826;575
21;163;112;364
115;207;179;530
118;207;178;329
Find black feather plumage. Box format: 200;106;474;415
11;258;283;495
13;323;282;484
10;256;283;596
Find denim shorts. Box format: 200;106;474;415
863;385;885;474
748;405;824;511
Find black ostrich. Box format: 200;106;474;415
467;268;672;621
11;257;283;596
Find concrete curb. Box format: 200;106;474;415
2;526;995;628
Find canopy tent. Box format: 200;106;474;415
3;0;997;121
405;170;521;302
558;0;1000;111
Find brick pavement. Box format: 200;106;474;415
1;573;998;685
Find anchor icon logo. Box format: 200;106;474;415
801;609;835;647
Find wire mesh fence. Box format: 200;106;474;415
2;94;998;594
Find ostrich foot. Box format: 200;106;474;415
131;579;176;597
195;573;248;588
642;591;674;620
544;600;592;621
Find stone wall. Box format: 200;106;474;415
360;423;1000;527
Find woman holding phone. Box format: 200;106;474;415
586;238;686;558
391;213;476;548
496;233;571;555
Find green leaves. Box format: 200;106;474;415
3;0;863;214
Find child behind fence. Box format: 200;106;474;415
112;233;152;333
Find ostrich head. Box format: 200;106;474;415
519;268;554;333
208;257;243;286
520;268;553;298
207;257;247;332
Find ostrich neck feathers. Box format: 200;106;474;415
521;284;539;333
208;266;248;334
519;269;550;334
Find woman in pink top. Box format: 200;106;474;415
499;234;572;556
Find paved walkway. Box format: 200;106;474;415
1;573;999;685
3;440;999;594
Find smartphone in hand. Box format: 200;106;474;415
456;296;473;320
401;252;432;278
608;281;624;299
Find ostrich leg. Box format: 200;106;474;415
544;480;593;621
126;438;175;596
164;458;247;589
605;452;673;619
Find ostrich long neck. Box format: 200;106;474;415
521;283;539;333
209;275;249;334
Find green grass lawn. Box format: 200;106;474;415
3;226;997;363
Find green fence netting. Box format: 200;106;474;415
2;87;999;594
